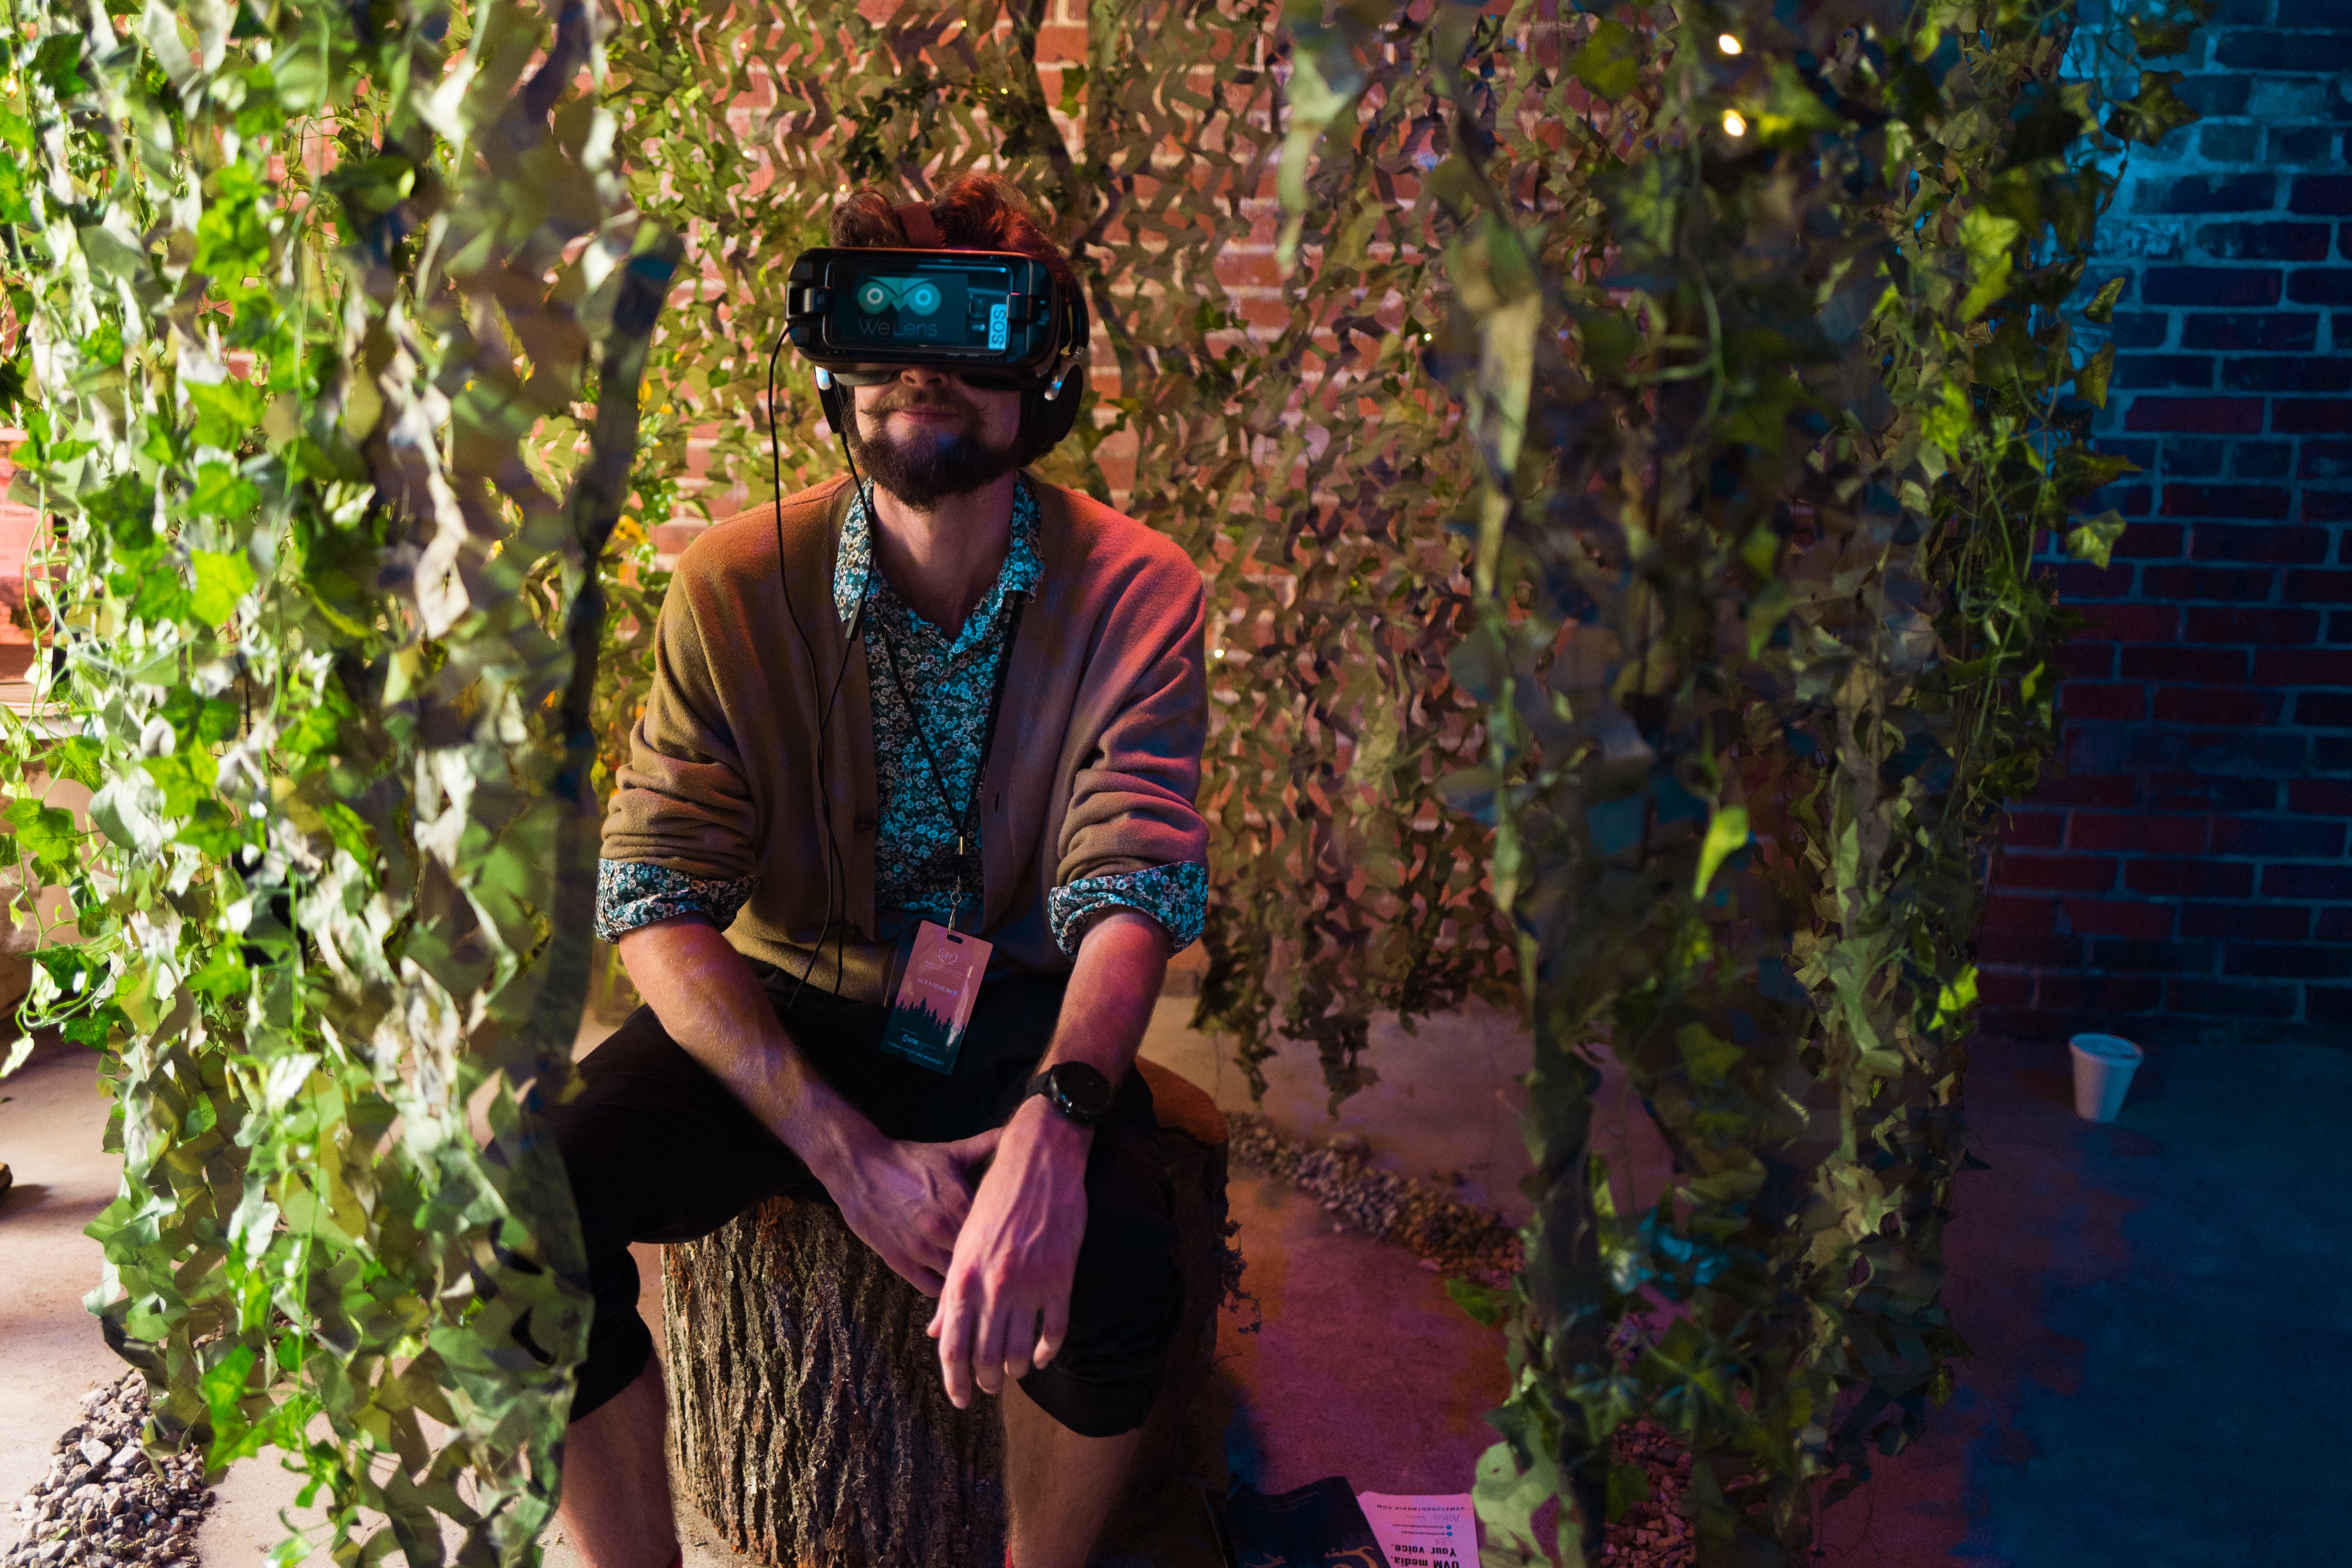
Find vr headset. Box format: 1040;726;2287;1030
785;202;1091;452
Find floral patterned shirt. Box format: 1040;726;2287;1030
596;476;1206;957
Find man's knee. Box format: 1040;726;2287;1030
1016;1260;1184;1438
1019;1121;1185;1437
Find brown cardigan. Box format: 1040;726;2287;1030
600;473;1209;1003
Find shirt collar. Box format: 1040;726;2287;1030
833;475;1042;632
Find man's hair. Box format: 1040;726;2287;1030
830;174;1083;319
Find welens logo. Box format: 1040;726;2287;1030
842;318;941;340
855;276;944;315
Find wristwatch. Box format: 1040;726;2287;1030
1024;1061;1114;1128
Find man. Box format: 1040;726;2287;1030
550;174;1208;1568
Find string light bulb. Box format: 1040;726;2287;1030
1723;110;1748;137
1718;32;1742;54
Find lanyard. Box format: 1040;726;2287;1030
874;592;1028;933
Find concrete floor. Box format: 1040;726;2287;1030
1814;1031;2352;1567
0;1036;135;1518
4;1005;2346;1566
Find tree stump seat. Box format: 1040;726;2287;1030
662;1057;1230;1568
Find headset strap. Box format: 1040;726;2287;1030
894;201;943;248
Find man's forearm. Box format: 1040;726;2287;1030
614;916;877;1179
1008;910;1168;1146
1051;911;1167;1076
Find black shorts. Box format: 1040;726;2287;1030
547;963;1184;1438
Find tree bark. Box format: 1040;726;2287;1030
663;1059;1229;1568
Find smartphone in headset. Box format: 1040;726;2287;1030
785;247;1084;396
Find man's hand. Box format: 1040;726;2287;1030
618;917;1002;1298
926;1098;1090;1408
825;1126;1002;1297
925;908;1167;1409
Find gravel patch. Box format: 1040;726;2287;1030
6;1370;211;1568
1601;1420;1698;1566
1225;1111;1523;1286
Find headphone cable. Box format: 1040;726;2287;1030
766;327;865;1012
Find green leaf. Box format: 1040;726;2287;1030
1444;1274;1510;1326
190;463;261;520
4;796;81;872
78;321;124;369
175;799;246;859
1958;208;2021;320
186;380;268;449
2083;275;2127;326
2104;70;2199;147
2127;3;2210;59
2001;91;2086;167
1755;59;1845;141
189;549;258;624
164;688;244;746
2055;445;2137;498
1932;965;1977;1031
58;1010;115;1050
280;703;346;759
129;570;192;627
321;799;376;862
1571;19;1640;102
86;471;159;555
0;159;30;225
1692;806;1749;898
1606;1461;1654;1521
2065;509;2129;570
30;33;87;97
2074;343;2115;409
148;744;219;809
1922;381;1972;456
1577;309;1638;382
201;1344;258;1444
186;949;251;1000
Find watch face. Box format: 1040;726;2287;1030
1050;1062;1114;1120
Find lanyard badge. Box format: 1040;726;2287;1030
883;921;993;1072
876;592;1027;1074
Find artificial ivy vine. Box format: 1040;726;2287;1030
0;0;677;1562
1280;0;2203;1560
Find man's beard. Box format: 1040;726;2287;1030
844;386;1023;511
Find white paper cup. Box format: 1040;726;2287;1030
2068;1033;2145;1122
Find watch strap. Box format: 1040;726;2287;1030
1025;1063;1110;1127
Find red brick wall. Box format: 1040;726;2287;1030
1983;0;2352;1045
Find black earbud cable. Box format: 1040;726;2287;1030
766;327;873;1010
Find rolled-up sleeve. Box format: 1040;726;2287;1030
595;861;759;943
1052;540;1210;939
1047;861;1206;956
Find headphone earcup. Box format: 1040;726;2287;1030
1022;285;1091;459
1025;384;1084;454
816;373;850;439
